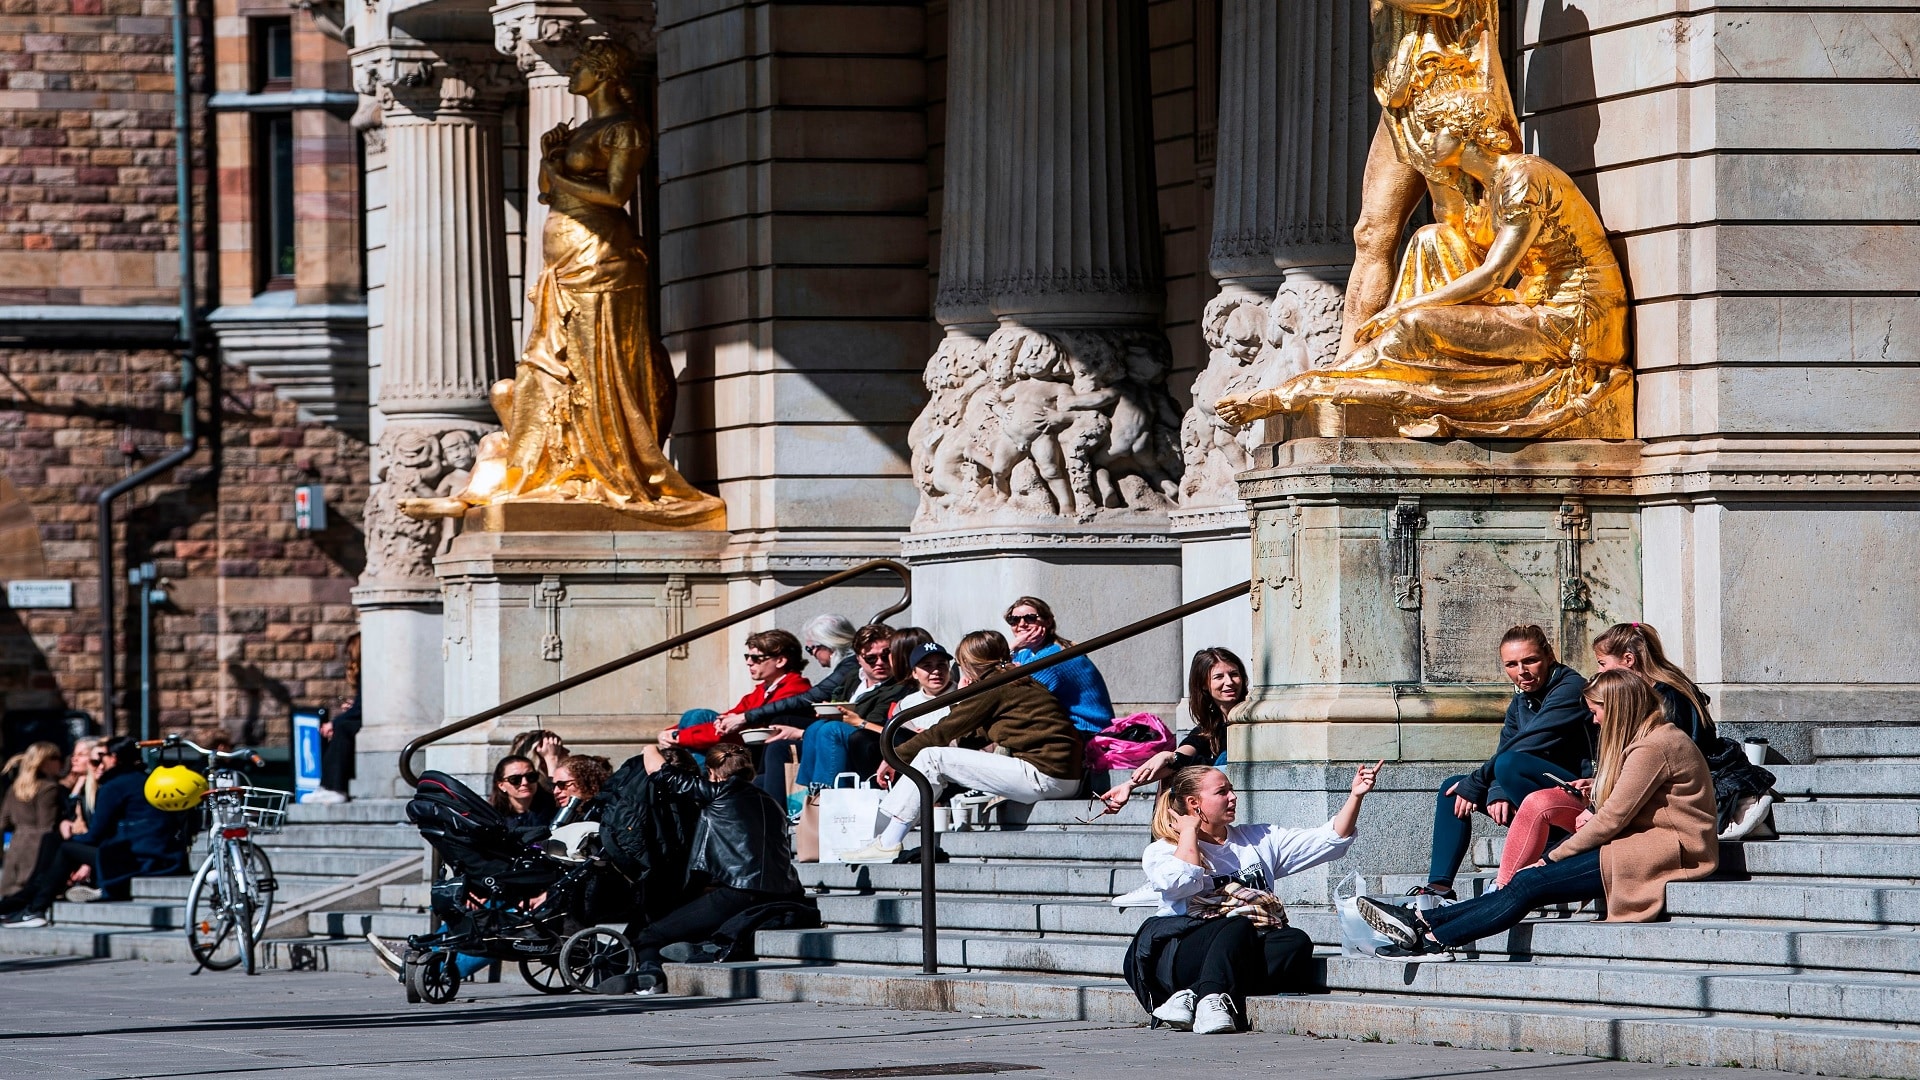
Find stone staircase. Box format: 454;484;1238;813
0;797;424;974
666;725;1920;1078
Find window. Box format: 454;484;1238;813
254;18;293;92
257;113;296;289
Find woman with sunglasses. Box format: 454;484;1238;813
1005;596;1115;735
488;754;552;830
666;630;812;753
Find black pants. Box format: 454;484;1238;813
626;885;779;987
0;835;99;915
1164;917;1313;1004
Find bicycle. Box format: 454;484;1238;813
139;735;287;975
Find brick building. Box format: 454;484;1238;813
0;0;368;750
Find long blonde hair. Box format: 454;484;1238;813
6;741;61;803
1592;622;1712;737
1586;669;1669;809
1150;767;1221;850
69;736;101;812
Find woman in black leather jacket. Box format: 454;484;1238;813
628;743;802;993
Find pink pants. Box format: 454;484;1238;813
1496;787;1592;886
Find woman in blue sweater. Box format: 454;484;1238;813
1005;596;1114;735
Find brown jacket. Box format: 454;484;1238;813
893;677;1084;782
1547;720;1717;921
0;780;66;895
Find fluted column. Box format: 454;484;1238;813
932;0;992;336
493;2;655;341
1177;0;1372;507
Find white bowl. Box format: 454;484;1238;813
739;728;771;745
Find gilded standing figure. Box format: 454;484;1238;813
406;40;724;529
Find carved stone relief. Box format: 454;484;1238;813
1178;277;1345;507
361;423;489;588
911;325;1184;527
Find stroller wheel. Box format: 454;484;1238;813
559;927;638;995
404;952;462;1005
520;958;573;995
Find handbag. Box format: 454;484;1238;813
1085;712;1176;770
796;793;822;863
817;772;888;862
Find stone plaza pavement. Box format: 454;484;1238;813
1;953;1809;1080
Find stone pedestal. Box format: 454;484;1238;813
1234;438;1642;763
1169;503;1252;664
902;526;1182;713
351;597;449;798
426;529;732;786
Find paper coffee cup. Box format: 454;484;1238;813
932;806;952;833
1742;738;1769;767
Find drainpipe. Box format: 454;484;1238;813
97;0;201;736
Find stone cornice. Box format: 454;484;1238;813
490;0;657;76
902;526;1180;560
350;41;519;116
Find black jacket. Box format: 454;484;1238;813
742;653;861;729
650;765;801;896
1455;663;1591;806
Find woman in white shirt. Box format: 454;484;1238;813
1126;761;1381;1034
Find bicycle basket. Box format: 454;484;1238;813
206;786;291;834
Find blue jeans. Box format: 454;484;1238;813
1422;848;1603;947
1428;751;1578;887
794;720;873;789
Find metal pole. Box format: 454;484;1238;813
878;579;1256;975
134;563;155;741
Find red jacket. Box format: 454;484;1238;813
677;672;811;752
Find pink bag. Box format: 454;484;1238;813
1085;712;1176;770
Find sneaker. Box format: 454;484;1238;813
836;839;904;863
305;788;348;805
365;933;406;981
1192;992;1238;1034
631;970;666;996
3;910;49;929
1375;943;1454;962
1357;896;1426;950
1150;988;1197;1030
1405;883;1455;901
62;885;101;903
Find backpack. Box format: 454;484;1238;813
1085;712;1176;770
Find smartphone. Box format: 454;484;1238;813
1544;773;1585;798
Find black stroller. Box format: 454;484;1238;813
398;770;638;1003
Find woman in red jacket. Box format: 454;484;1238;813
663;630;811;753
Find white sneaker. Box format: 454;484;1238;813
1151;988;1197;1029
836;839;903;863
62;885;102;903
1192;992;1238;1034
306;788;348;805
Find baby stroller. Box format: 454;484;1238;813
398;770;638;1003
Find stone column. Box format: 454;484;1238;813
1174;0;1373;665
492;1;655;341
907;0;1183;711
348;41;517;795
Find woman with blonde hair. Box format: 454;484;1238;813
1;742;66;895
839;630;1084;863
1361;669;1718;954
1124;761;1379;1034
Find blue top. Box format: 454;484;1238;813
77;772;191;889
1012;641;1115;735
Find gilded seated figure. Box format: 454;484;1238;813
1217;88;1631;439
406;40;724;529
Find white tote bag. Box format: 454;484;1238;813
818;772;888;863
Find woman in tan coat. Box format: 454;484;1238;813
1;742;68;896
1359;669;1718;953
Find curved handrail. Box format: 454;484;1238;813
878;578;1254;974
398;558;913;786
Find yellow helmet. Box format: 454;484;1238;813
145;765;209;812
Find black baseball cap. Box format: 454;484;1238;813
908;643;951;668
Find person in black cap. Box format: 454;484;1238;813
890;642;957;732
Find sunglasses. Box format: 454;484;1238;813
1006;613;1045;626
743;653;772;663
554;779;579;791
500;773;536;787
859;650;891;664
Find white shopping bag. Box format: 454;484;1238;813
818;772;888;863
1334;871;1448;957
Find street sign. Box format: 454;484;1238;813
292;708;325;800
7;579;73;608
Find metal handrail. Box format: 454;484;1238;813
397;558;913;786
878;578;1254;974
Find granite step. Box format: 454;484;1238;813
379;883;432;909
816;893;1153;938
754;926;1128;977
47;899;187;930
1770;765;1920;799
1667;878;1920;923
993;799;1152;828
799;859;1141;898
284;799;411;825
1739;838;1920;881
1470;918;1920;975
1772;799;1920;838
206;823;421;850
131;872;341;901
205;847;410;878
307;909;431;938
1813;727;1920;762
930;828;1146;862
667;962;1920;1078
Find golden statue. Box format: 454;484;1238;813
1215;2;1631;440
405;40;725;531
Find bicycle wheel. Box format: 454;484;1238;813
185;855;243;971
224;841;259;975
238;843;275;938
559;927;637;994
520;958;573;995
